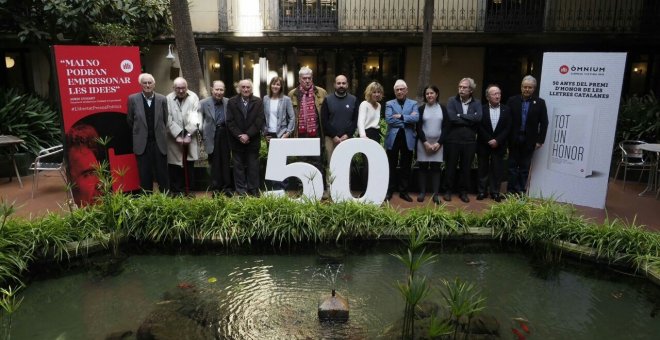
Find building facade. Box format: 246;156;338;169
2;0;659;101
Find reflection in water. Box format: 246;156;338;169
11;251;660;339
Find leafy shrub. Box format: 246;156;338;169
0;89;61;155
617;92;660;143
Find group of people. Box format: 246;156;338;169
127;69;547;204
387;75;548;204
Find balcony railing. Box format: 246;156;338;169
279;0;338;31
224;0;659;34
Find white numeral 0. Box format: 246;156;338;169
265;138;389;204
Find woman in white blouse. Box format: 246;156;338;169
263;76;295;189
356;82;383;193
357;81;384;142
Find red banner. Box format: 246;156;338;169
53;45;141;206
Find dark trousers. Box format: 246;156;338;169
443;142;476;194
265;132;284;190
169;161;195;195
296;133;326;190
232;149;260;195
417;161;442;194
365;127;381;142
361;128;382;189
477;143;505;195
136;140;169;193
507;141;535;194
387;129;413;194
210;126;232;193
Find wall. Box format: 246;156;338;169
142;45;181;95
405;46;485;102
191;0;219;33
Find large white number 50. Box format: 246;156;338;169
265;138;389;204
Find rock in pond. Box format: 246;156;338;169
318;289;349;322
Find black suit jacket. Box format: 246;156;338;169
506;95;548;148
126;92;168;155
226;95;264;152
200;96;229;154
444;95;483;144
478;103;512;150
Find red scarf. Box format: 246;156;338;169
297;85;318;137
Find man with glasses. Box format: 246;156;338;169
443;77;482;203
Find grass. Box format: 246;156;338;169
440;277;487;339
0;194;659;288
392;231;437;339
0;285;23;340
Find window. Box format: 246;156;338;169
279;0;338;31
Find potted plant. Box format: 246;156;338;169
0;89;62;177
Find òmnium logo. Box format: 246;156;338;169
121;60;134;73
563;64;606;76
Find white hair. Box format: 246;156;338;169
238;79;253;88
393;79;407;89
299;66;313;77
460;77;476;90
485;84;500;97
138;73;155;84
172;77;188;88
522;75;537;86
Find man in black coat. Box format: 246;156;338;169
506;75;548;195
126;73;169;193
443;77;482;203
200;80;232;195
226;79;264;196
477;84;511;202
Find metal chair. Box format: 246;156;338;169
28;144;68;198
612;140;655;190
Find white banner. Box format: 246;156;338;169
530;52;627;209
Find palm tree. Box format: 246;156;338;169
416;0;434;100
169;0;208;98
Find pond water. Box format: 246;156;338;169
11;244;660;339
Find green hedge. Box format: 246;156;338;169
1;194;659;286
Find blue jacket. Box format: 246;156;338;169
384;98;419;150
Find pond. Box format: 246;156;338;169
11;243;660;339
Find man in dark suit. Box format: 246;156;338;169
506;75;548;195
477;84;511;202
126;73;169;193
226;79;264;196
443;77;482;203
200;80;232;195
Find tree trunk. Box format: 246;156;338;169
169;0;208;98
416;0;434;100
